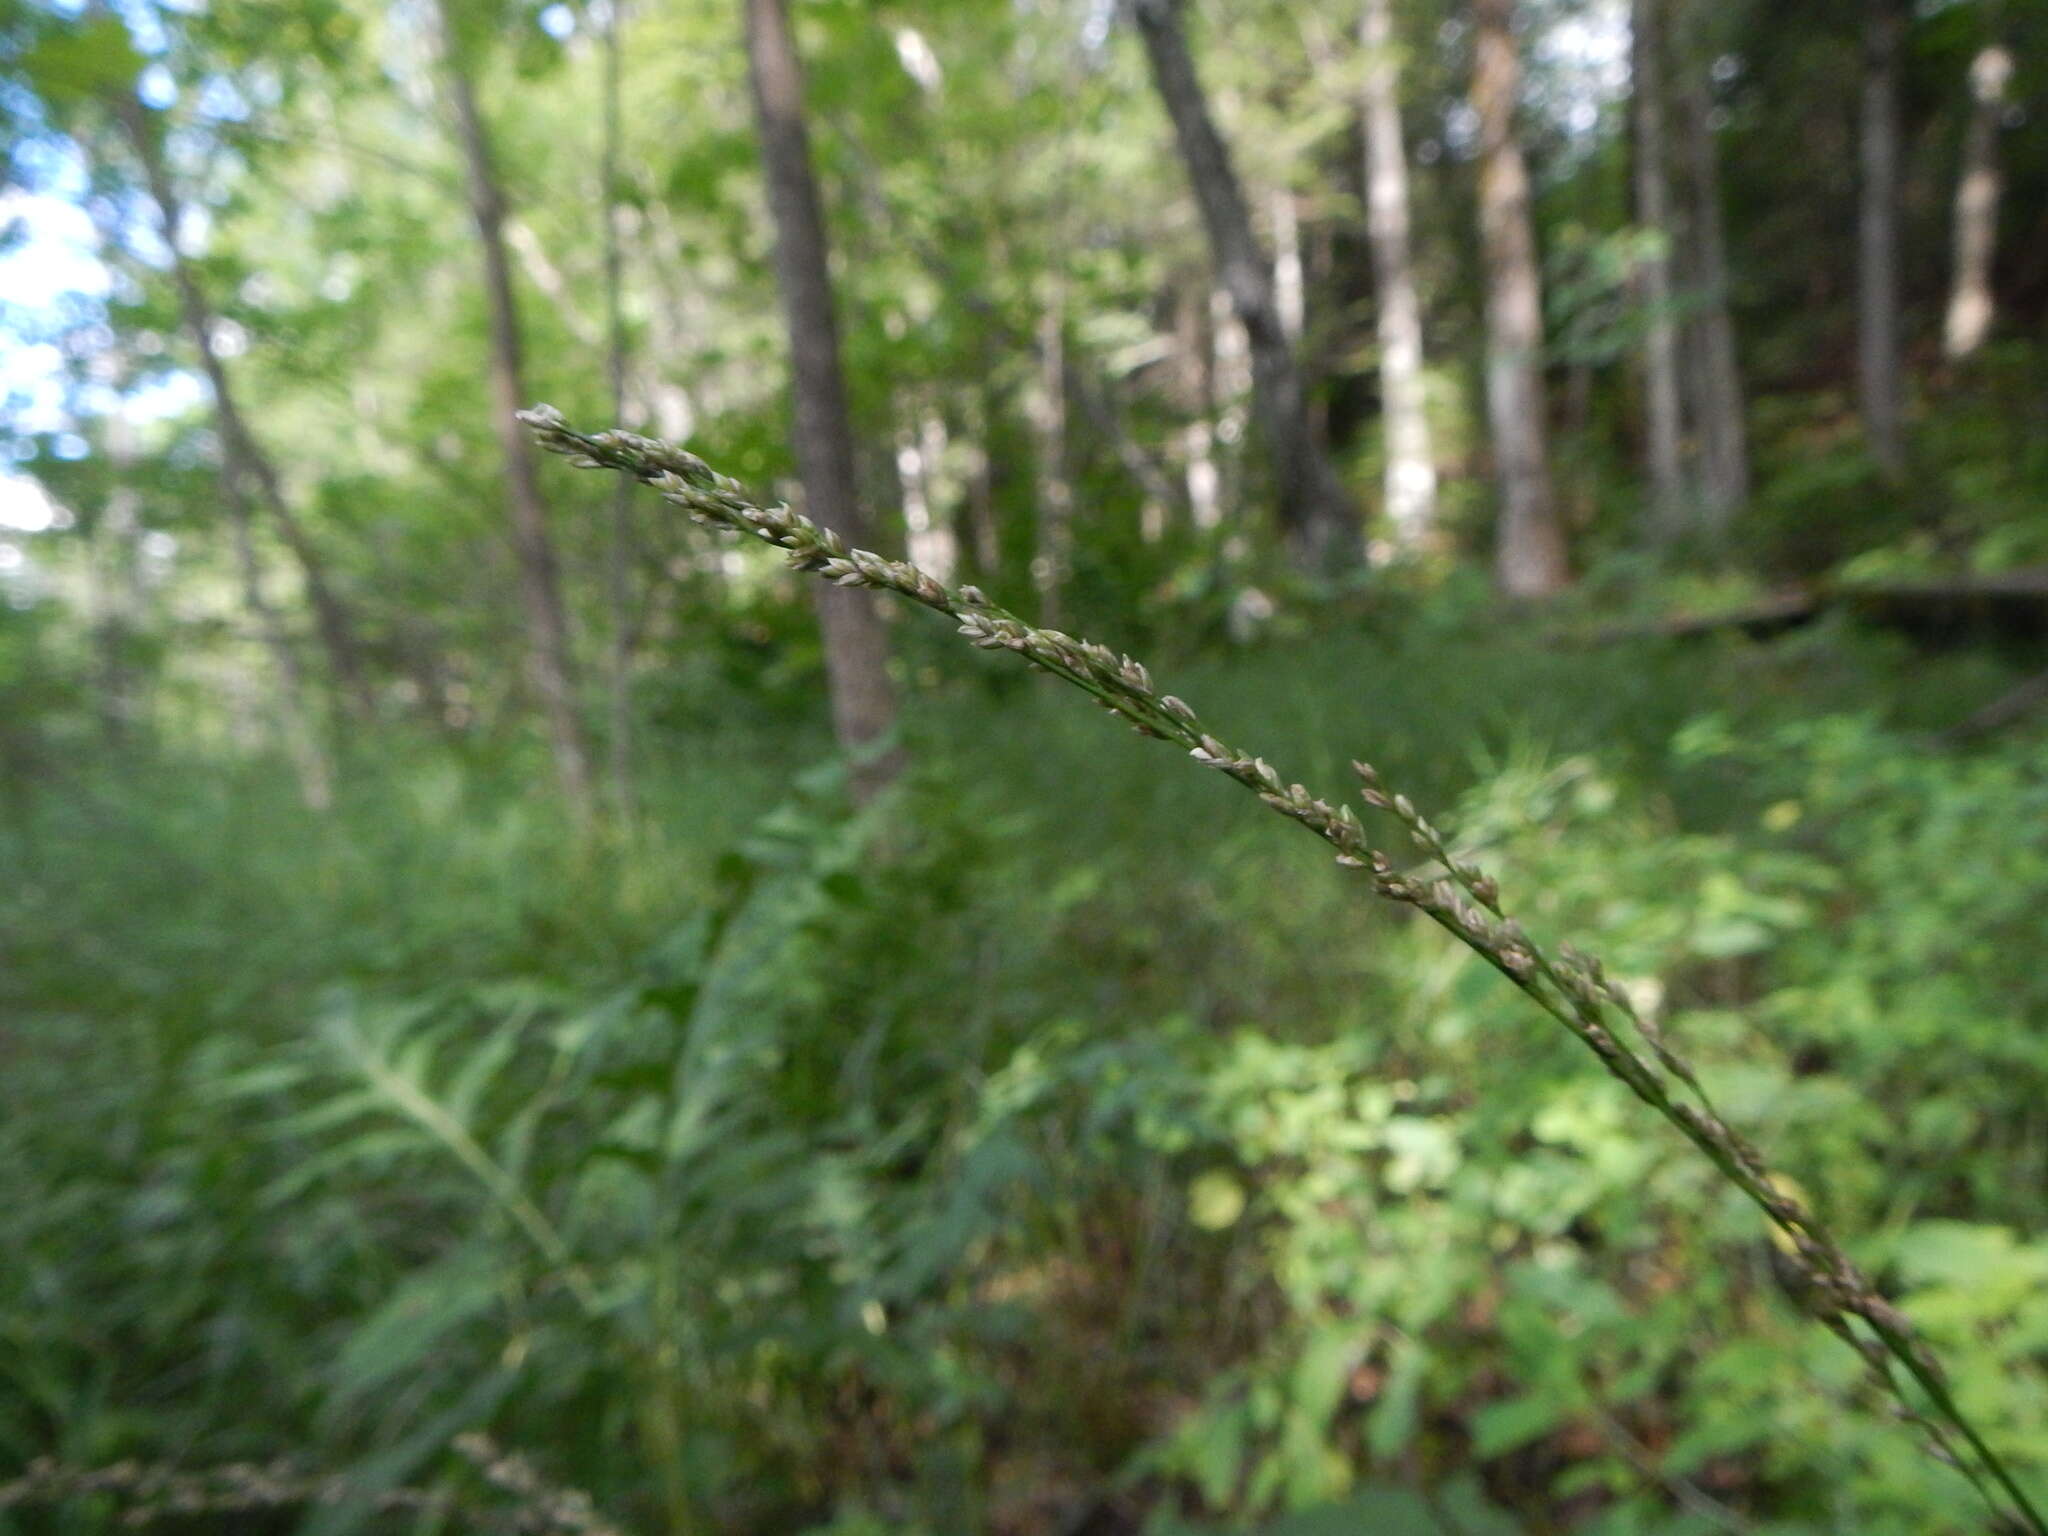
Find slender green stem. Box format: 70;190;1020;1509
520;405;2045;1535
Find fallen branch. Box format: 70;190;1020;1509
1941;666;2048;743
1565;569;2048;650
1570;590;1823;646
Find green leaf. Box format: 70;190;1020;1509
444;1018;524;1124
1471;1394;1564;1458
22;15;142;109
331;1245;505;1404
1365;1335;1427;1461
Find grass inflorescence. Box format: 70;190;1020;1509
521;403;2046;1535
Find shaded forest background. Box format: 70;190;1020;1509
3;0;2048;1531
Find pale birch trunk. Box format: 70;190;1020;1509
1472;0;1569;597
1360;0;1439;550
1186;282;1229;533
1943;44;2013;361
1272;187;1306;344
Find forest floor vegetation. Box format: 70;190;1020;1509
7;607;2047;1534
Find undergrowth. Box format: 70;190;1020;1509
4;613;2046;1534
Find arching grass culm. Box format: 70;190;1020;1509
523;404;2047;1536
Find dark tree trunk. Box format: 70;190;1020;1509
1471;0;1569;597
1677;49;1750;527
1631;0;1686;537
435;0;595;816
1130;0;1357;572
1069;356;1182;536
742;0;901;801
1030;290;1074;625
1859;0;1907;477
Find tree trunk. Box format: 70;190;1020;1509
1272;187;1306;344
1068;356;1180;539
896;397;959;583
1471;0;1569;597
1859;0;1907;477
87;420;147;751
115;96;374;722
1130;0;1357;572
1943;43;2012;361
1674;12;1750;529
824;106;1174;554
742;0;901;801
1359;0;1438;552
602;0;636;825
435;2;595;816
1030;291;1074;625
230;512;335;808
1630;0;1686;537
965;383;1003;577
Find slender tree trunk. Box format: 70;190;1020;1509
1069;357;1181;537
1859;0;1907;477
1175;278;1227;533
1209;284;1251;479
742;0;901;801
85;505;137;749
1471;0;1568;597
435;0;595;816
220;432;332;808
1944;43;2012;361
1272;187;1306;343
1030;290;1074;625
1360;0;1439;551
965;383;1003;577
601;0;636;825
1678;58;1750;527
1303;218;1333;452
895;397;959;583
825;106;1175;550
87;415;146;750
1184;420;1223;532
506;218;601;348
1130;0;1357;572
1630;0;1686;537
114;96;373;721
